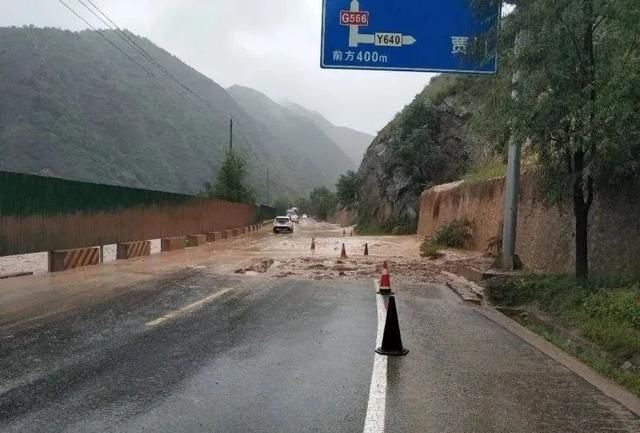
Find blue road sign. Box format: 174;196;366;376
321;0;499;74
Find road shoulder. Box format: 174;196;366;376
478;305;640;417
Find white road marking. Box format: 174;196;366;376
145;288;233;327
363;284;388;433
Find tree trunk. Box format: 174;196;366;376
572;0;595;279
574;198;589;279
572;149;593;279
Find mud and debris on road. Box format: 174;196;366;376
221;219;493;284
0;219;493;286
0;219;491;333
234;258;274;274
0;218;491;283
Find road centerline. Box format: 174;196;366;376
363;285;388;433
145;288;233;327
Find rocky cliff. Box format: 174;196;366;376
355;75;490;232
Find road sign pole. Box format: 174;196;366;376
499;125;521;270
499;58;523;270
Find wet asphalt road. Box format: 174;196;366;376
0;271;375;432
3;271;640;433
387;284;640;433
2;220;640;432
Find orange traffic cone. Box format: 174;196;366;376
311;237;316;252
364;243;369;256
340;243;347;259
375;296;408;356
378;261;392;295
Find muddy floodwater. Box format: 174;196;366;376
0;219;491;285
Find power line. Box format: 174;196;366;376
78;0;263;169
76;0;158;65
75;0;227;117
84;0;168;71
61;1;229;124
59;0;262;170
57;0;155;78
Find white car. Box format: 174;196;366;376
273;216;294;233
302;214;308;219
290;214;299;223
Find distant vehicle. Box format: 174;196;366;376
286;208;299;223
302;214;308;219
273;216;294;233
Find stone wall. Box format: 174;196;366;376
417;176;640;275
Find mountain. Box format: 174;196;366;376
227;86;355;186
0;27;347;199
284;102;373;166
353;74;493;233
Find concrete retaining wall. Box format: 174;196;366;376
417;176;640;275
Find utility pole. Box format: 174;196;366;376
498;33;524;271
229;117;233;151
266;167;270;204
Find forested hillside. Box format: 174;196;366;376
227;86;355;189
0;27;357;199
353;74;493;232
283;102;373;166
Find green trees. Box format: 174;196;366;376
386;86;470;197
295;196;311;215
308;187;338;220
272;195;311;216
481;0;640;278
273;196;292;216
207;150;255;204
336;170;358;209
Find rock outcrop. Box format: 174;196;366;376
355;75;489;232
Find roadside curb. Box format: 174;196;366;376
441;271;483;305
477;305;640;417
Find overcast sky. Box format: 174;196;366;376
1;0;435;135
